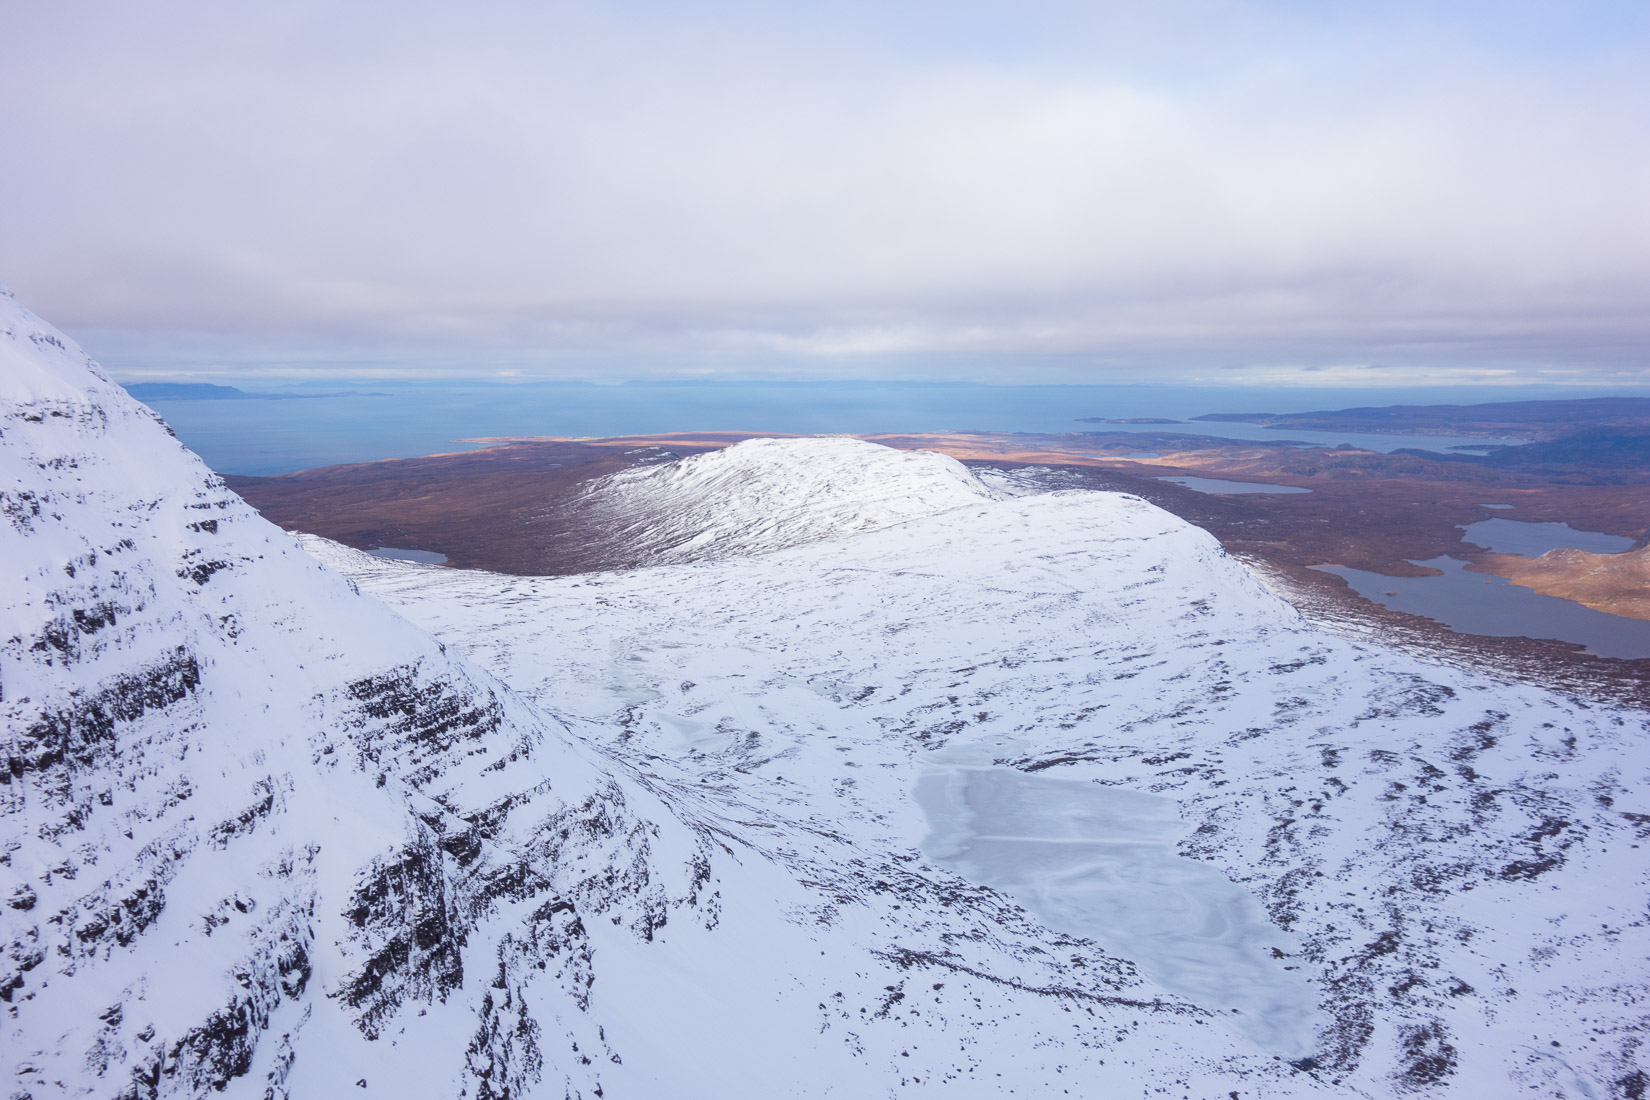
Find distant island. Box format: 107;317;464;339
1192;396;1650;441
125;382;391;401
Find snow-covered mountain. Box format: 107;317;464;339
316;485;1650;1098
0;288;717;1099
552;436;1002;566
5;284;1650;1098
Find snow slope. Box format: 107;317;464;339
557;436;1001;565
320;476;1650;1098
5;279;1650;1099
0;287;720;1099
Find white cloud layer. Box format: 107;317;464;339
2;0;1647;382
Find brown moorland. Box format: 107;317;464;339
1478;546;1650;620
225;428;1650;705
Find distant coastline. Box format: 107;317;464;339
1192;397;1650;441
126;382;392;401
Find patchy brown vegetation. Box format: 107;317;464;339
1475;546;1650;621
226;438;724;573
227;427;1650;583
225;428;1650;703
869;431;1650;576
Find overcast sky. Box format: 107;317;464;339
3;0;1648;385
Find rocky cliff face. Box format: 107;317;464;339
0;288;715;1099
5;284;1650;1098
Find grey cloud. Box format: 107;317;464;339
2;0;1647;383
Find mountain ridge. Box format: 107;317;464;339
1;285;711;1099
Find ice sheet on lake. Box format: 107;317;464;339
916;762;1324;1059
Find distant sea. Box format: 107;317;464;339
125;380;1622;476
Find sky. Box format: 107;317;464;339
2;0;1648;386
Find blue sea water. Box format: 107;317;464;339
131;380;1545;476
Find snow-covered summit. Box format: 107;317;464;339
566;436;1001;565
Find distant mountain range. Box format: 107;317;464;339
1399;426;1650;478
1193;396;1650;441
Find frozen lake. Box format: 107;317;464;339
915;761;1323;1058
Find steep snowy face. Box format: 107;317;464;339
561;436;1000;565
0;287;716;1100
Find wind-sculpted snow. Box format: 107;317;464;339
557;435;1002;566
321;479;1650;1098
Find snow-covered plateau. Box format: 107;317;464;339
4;284;1649;1099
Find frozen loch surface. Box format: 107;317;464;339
917;763;1322;1058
